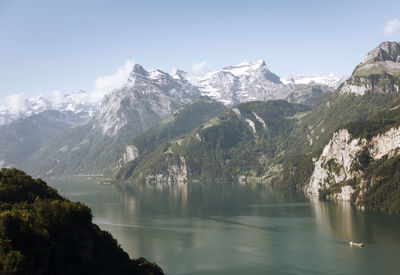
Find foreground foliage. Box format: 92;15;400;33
0;168;163;275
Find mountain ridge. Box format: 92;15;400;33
20;64;202;177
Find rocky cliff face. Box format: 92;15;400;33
305;125;400;203
146;156;188;183
22;64;201;177
96;64;201;136
363;41;400;63
340;41;400;96
116;144;140;170
305;129;362;198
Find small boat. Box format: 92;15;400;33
349;241;364;247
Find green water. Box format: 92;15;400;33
50;179;400;275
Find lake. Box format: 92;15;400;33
49;179;400;275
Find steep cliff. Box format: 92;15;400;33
21;64;200;178
304;105;400;214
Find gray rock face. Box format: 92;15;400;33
191;60;345;107
339;41;400;95
363;41;400;63
305;125;400;203
194;60;291;106
96;64;201;136
22;65;202;177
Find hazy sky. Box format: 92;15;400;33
1;0;400;99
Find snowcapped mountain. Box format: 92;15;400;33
281;73;347;89
96;64;201;136
189;60;346;106
0;90;97;125
0;59;346;126
22;63;201;177
192;60;291;106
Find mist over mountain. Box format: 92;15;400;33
0;60;346;126
20;64;201;177
0;110;87;168
0;90;97;125
5;41;400;215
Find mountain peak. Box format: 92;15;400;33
172;69;188;80
222;59;267;72
363;41;400;64
341;41;400;96
255;59;266;66
281;73;347;88
131;64;149;77
235;60;251;67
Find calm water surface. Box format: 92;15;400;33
49;179;400;275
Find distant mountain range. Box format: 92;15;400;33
192;59;346;106
3;41;400;215
281;72;347;89
0;61;346;126
19;64;201;177
0;90;97;125
0;58;345;176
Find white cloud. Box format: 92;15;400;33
190;61;208;75
50;90;64;105
384;18;400;36
170;67;178;75
0;59;136;114
0;93;28;113
89;59;135;103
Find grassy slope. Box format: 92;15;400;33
0;111;83;167
120;100;310;182
116;97;227;179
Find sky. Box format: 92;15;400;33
0;0;400;100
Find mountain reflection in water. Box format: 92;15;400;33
51;179;400;275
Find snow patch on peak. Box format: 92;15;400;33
220;59;268;77
193;60;288;106
235;60;252;67
281;73;348;88
148;69;167;80
0;91;97;125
